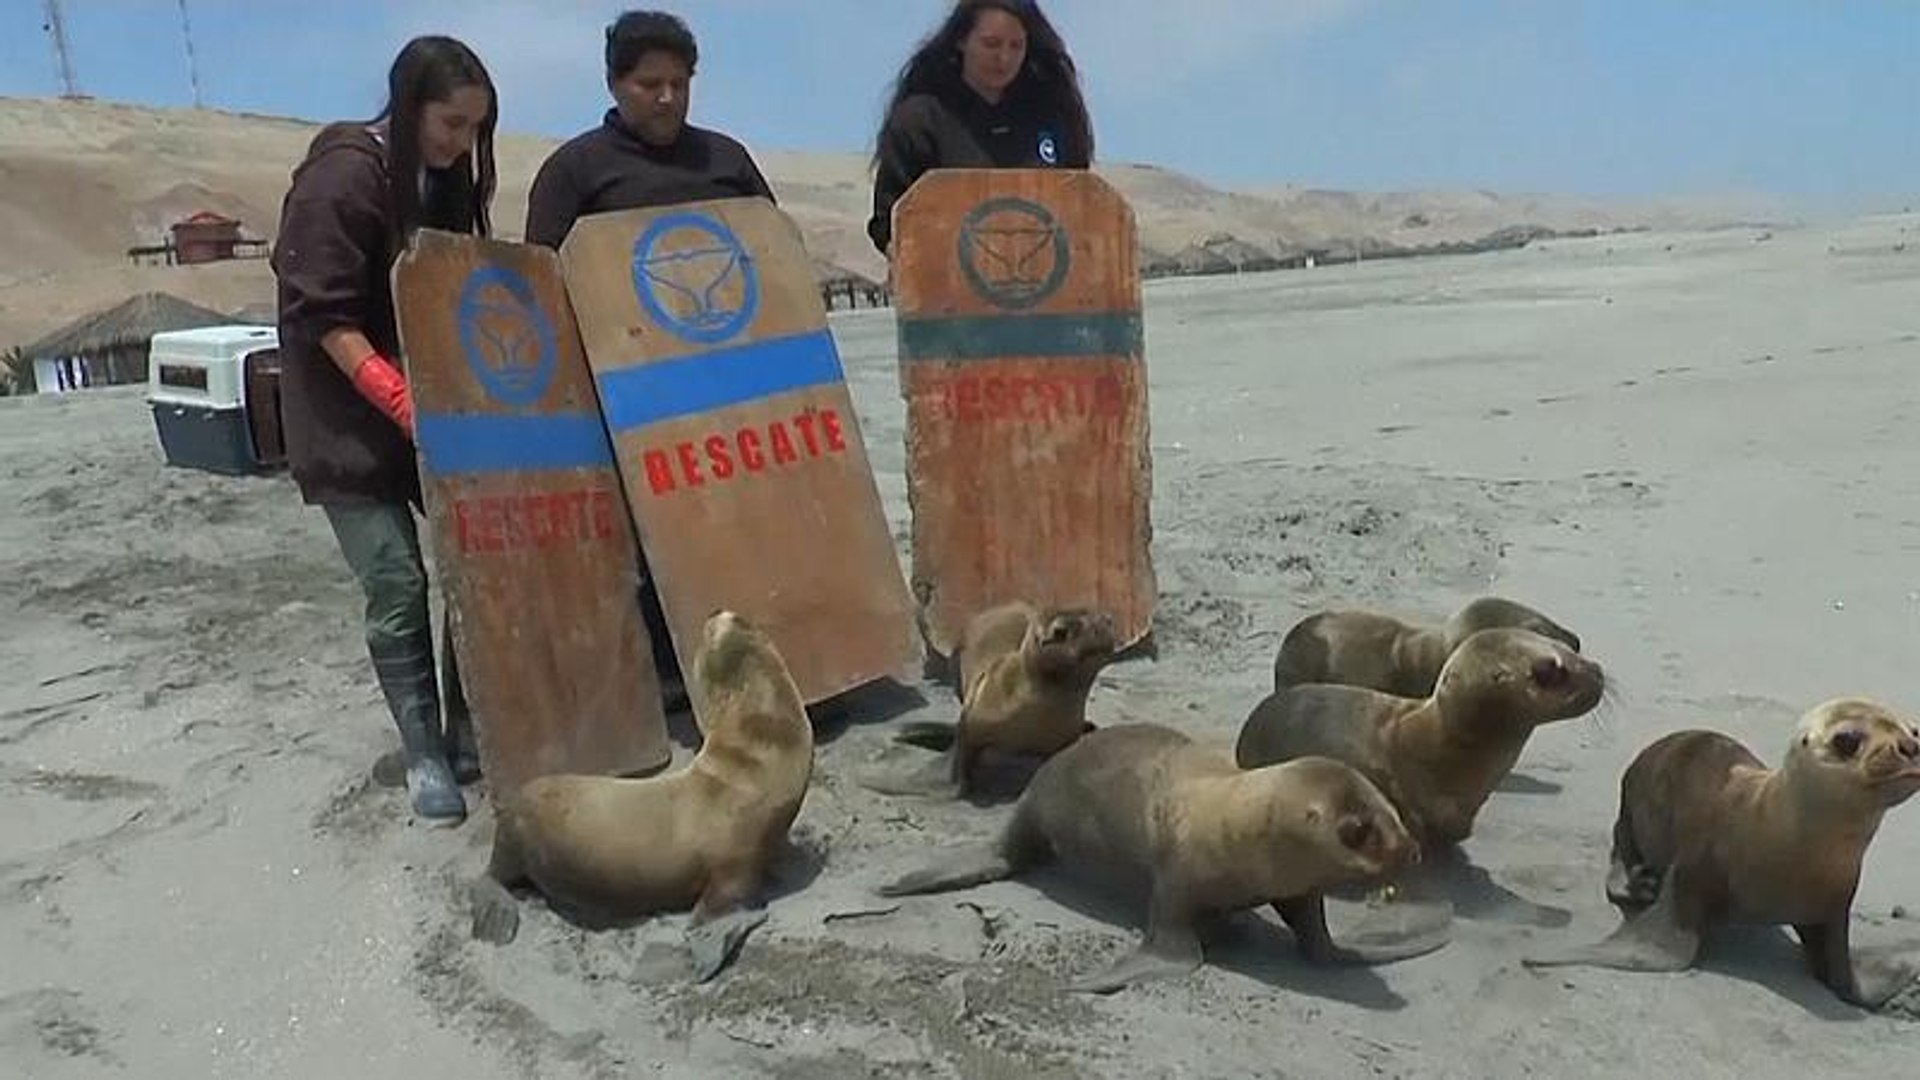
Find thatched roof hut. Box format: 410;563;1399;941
230;301;279;327
23;291;232;390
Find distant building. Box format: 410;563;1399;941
24;291;231;393
171;211;244;264
127;211;268;267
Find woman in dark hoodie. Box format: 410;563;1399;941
866;0;1095;257
271;35;498;826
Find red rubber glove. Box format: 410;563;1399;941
349;352;414;438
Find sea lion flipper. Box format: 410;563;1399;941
685;906;769;983
1332;893;1457;958
1520;912;1701;973
467;877;522;945
1276;893;1451;966
1067;880;1205;994
1840;954;1918;1011
876;843;1014;897
1066;934;1203;994
1520;874;1702;973
1797;920;1919;1010
857;750;964;799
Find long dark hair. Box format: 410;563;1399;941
873;0;1093;166
376;35;497;246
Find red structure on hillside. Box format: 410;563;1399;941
128;211;269;267
171;211;242;264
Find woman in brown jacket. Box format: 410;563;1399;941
271;35;497;826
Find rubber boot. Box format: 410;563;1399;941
370;641;467;825
438;621;483;785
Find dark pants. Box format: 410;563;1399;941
637;564;682;685
323;502;432;664
321;502;470;758
325;502;675;740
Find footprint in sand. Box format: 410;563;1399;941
0;987;119;1068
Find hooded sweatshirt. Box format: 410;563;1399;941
271;123;464;507
867;79;1090;255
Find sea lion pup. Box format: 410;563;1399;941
1272;595;1582;697
863;601;1119;799
466;609;813;982
1521;698;1920;1009
1239;627;1604;932
876;723;1444;994
1240;627;1605;852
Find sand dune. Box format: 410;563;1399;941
0;95;1780;353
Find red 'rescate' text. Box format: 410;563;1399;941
921;371;1126;424
453;487;620;554
641;407;850;496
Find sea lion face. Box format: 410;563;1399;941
1288;759;1422;879
1452;597;1582;653
694;609;772;683
1440;628;1605;729
1795;698;1920;808
1027;607;1120;677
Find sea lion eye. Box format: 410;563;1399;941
1830;730;1864;758
1531;657;1568;688
1337;817;1375;851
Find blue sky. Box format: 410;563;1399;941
2;1;1914;209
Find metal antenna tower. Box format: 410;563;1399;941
42;0;80;98
177;0;204;108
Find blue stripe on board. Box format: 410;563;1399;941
416;411;614;475
897;311;1144;363
595;327;847;433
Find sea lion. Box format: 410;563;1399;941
1239;627;1605;932
467;609;813;982
1521;697;1920;1009
863;601;1118;799
1272;595;1582;698
1240;627;1605;852
876;723;1446;993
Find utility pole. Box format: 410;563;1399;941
42;0;80;98
177;0;205;108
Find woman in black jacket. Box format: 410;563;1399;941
271;35;498;827
867;0;1095;257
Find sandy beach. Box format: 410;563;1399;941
3;212;1918;1079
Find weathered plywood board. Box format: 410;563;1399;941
890;169;1156;658
559;198;920;708
392;228;670;794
